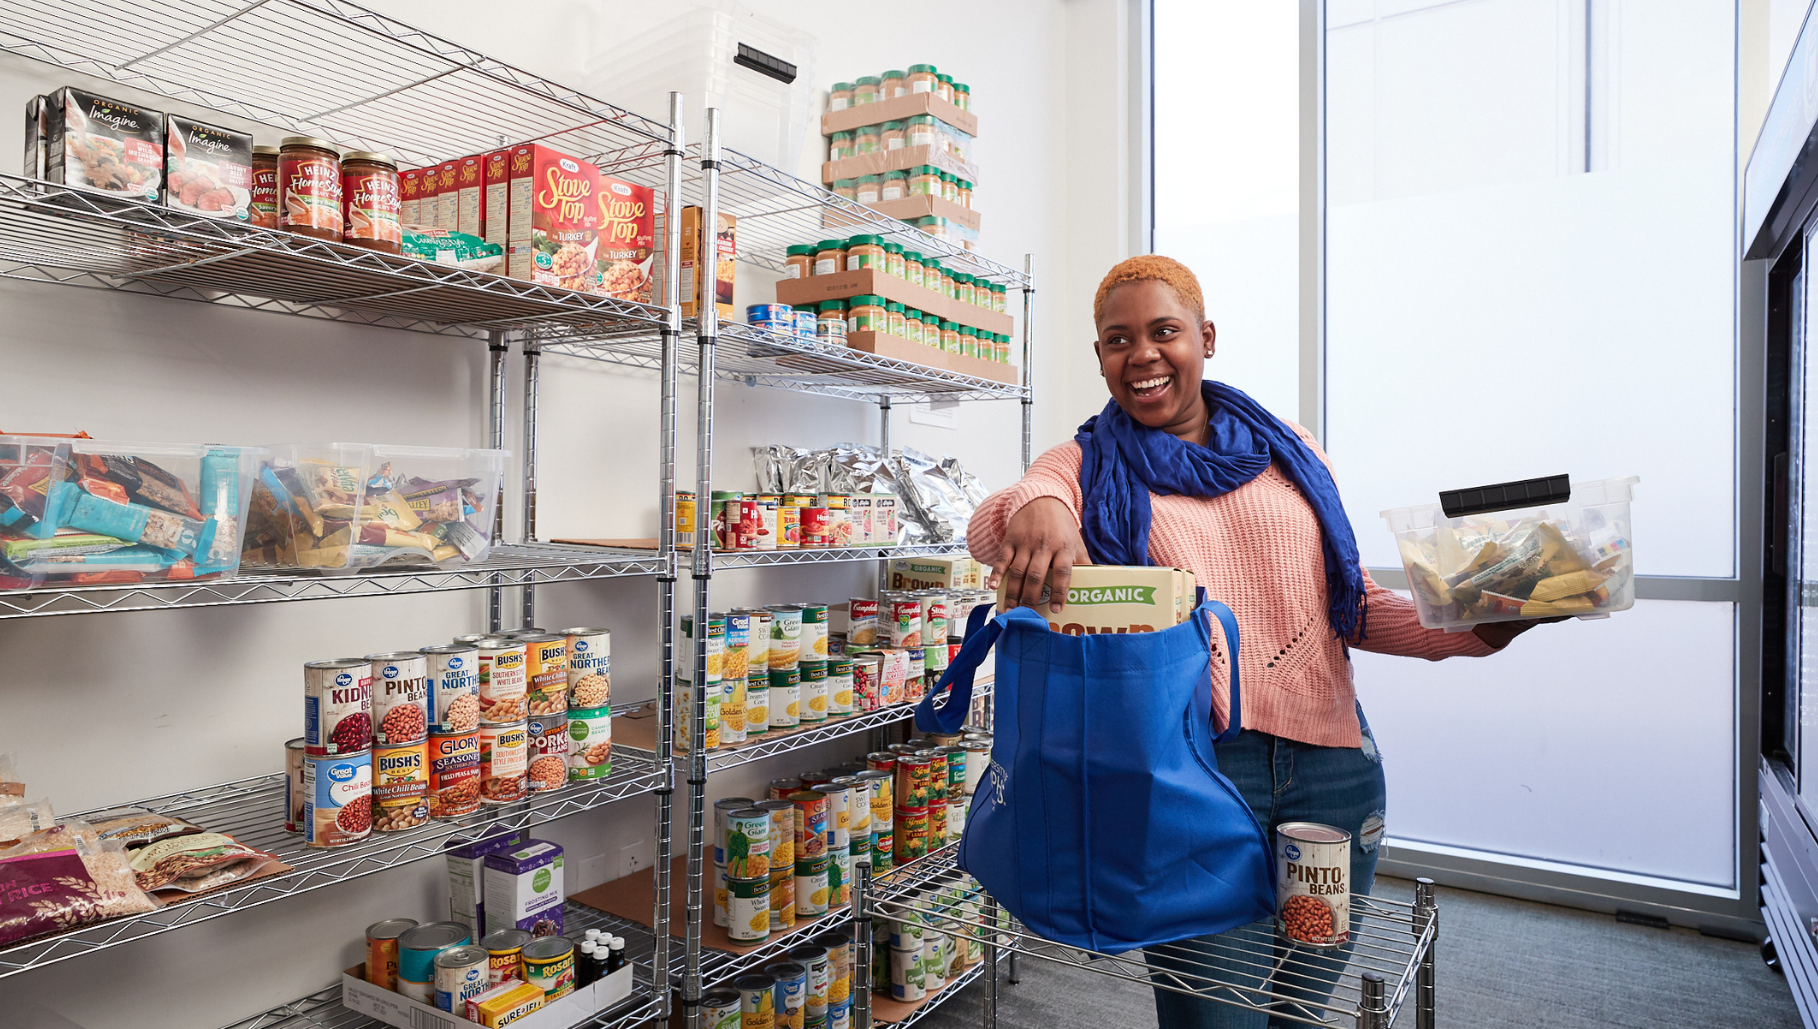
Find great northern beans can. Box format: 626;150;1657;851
563;627;611;701
421;644;481;734
1275;822;1351;947
567;705;613;779
434;944;490;1013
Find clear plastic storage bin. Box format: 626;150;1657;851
242;443;507;572
1380;475;1638;631
0;435;261;590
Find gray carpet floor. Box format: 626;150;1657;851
911;877;1805;1028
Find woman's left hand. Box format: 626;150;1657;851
1473;616;1569;649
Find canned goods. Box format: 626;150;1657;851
769;865;797;930
918;750;948;803
421;645;481;734
778;504;801;548
897;808;930;861
721;676;748;745
478;721;528;805
397;922;472;1004
285;737;306;832
758;798;796;868
938;746;967;794
907;650;926;696
799;604;829;659
676;679;722;752
766;606;803;669
856;769;893;830
794;856;831;917
526;715;568;793
735;973;778;1029
567;705;613;779
844;781;870;838
946;793;969;841
304;750;371;847
715;858;729;929
895;755;934;810
852;656;882;711
769;777;803;801
828;632;848;658
682;614;727;683
427;730;481;818
865;751;896;774
453;633;491;646
922;932;948;991
372;740;429;832
770;959;808;1029
703;986;743;1029
814;931;852;1005
520;634;568;716
786;943;830;1019
768;668;800;728
827;659;854;715
799;769;836;788
890;946;925;1001
434;944;490;1012
365;918;418;991
305;658;372;757
741;610;773;672
522;936;576;999
728;806;772;878
917;593;949;667
929;801;947;842
676;489;696;537
800;506;830;547
480;928;531;985
792;791;829;858
476;639;528;724
799;663;828;723
745;684;771;734
885;597;923;648
1276;822;1351;947
724;612;752;680
727;875;772;943
562;627;610;700
736;498;762;550
828;845;851;907
871;831;894;870
958;740;990;795
711;491;744;550
368;652;429;746
714;797;755;863
812;782;850;850
847;599;879;646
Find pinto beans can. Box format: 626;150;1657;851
478;721;528;805
1276;822;1350;947
477;638;528;724
422;644;482;734
428;730;482;819
369;651;429;746
305;658;373;757
304;750;372;848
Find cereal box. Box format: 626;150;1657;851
434;159;459;231
997;565;1196;635
594;174;655;302
679;205;736;317
482;149;509;246
456;155;484;238
400;168;423;227
506;144;603;293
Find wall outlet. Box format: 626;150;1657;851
619;840;653;878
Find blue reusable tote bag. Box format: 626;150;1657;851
915;597;1275;952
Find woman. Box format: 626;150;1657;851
968;255;1542;1028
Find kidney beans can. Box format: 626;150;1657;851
726;875;772;943
285;737;306;832
1276;822;1351;947
567;705;613;780
305;657;373;756
477;639;527;723
421;644;481;734
478;721;528;805
304;750;371;848
365;918;417;991
372;739;429;832
886;598;923;648
520;634;569;716
736;499;761;550
427;730;481;819
434;944;490;1013
521;936;575;999
526;715;568;793
368;651;429;746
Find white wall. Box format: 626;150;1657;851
0;2;1140;1027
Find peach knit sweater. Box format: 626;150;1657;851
968;424;1495;748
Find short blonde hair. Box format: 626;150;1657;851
1093;254;1205;325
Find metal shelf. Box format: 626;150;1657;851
0;755;665;979
866;849;1436;1029
888;954;994;1028
0;543;665;618
536;321;1026;403
711;542;971;570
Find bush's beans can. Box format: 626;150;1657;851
476;639;527;723
481;928;531;985
724;612;752;680
702;986;742;1029
799;604;829;660
368;652;429;746
736;973;777;1029
304;750;372;848
478;721;528;805
421;645;481;734
566;705;613;780
372;739;429;832
434;944;490;1013
812;782;851;851
848;599;879;646
1276;822;1351;947
771;959;808;1027
745;684;770;735
365;918;417;991
521;936;575;999
792;791;828;859
759;799;796;869
827;659;854;715
766;606;803;670
726;875;771;943
799;663;828;723
768;668;800;728
526;715;568;793
851;655;882;711
727;806;772;879
520;634;569;716
885;596;923;648
721;676;748;745
305;658;373;756
427;730;480;819
285;737;306;832
769;863;797;930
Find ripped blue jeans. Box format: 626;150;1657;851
1148;703;1388;1029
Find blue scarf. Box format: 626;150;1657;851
1075;380;1368;642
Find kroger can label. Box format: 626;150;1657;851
369;652;429;746
477;639;527;723
563;627;610;695
526;715;568;793
372;740;429;832
421;645;481;734
567;705;613;779
721;676;748;745
737;974;777;1028
1276;822;1351;947
434;945;490;1013
478;721;528;805
304;750;371;848
427;730;480;818
305;658;372;757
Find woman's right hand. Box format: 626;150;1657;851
988;496;1093;612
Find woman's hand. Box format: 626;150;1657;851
987;496;1093;612
1472;616;1569;649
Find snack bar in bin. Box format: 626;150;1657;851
1381;474;1638;632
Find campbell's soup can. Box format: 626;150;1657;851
526;715;569;793
520;634;569;716
372;739;429;832
304;750;371;848
478;721;528;805
916;594;949;671
369;651;429;746
305;658;373;757
847;598;879;646
476;638;527;723
421;644;481;734
427;730;481;819
1276;822;1351;947
885;597;923;648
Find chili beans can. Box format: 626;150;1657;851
526;715;568;793
828;659;854;715
566;704;613;780
769;864;797;930
365;918;417;992
478;721;528;805
848;599;879;646
727;875;772;943
398;922;472;1004
285;737;306;832
304;750;371;848
736;973;778;1028
727;806;772;879
745;684;771;735
434;944;490;1013
758;799;796;869
886;597;923;648
792;791;829;859
368;651;429;746
521;936;575;999
799;662;828;723
481;928;531;985
427;730;481;819
372;739;429;832
421;645;481;734
520;633;569;716
703;987;743;1029
477;639;527;723
1275;822;1351;947
768;668;801;728
305;658;373;756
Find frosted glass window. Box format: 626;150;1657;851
1355;599;1736;888
1326;0;1736;578
1153;0;1301;417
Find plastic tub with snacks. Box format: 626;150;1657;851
241;443;507;572
1381;474;1638;632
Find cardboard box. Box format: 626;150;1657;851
455;154;484;238
483;839;565;935
506;144;604;290
164;114;253;220
400;168;423;228
679;205;735;318
888;555;981;590
842;331;1019;385
445;829;527;935
822;92;977;137
822;143;976;187
418;166;440;228
341;961;632;1029
433;160;459;230
594;174;657;303
996;566;1197;635
43;87;163;201
482;150;509;247
774;269;1012;338
861;194;980;233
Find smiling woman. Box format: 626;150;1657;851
965;254;1548;1029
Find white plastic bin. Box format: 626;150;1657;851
1380;475;1638;631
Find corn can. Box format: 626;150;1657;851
741;610;772;673
759;798;796;867
726;875;772;943
736;973;777;1029
795;855;831;917
786;943;832;1021
721;676;748;745
828;659;854;715
769;667;801;728
727;806;772;879
724;612;752;679
745;684;771;734
766;605;803;670
799;662;828;723
799;604;830;659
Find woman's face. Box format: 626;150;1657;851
1094;279;1216;436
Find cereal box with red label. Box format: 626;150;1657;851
593;174;655;303
507;145;603;293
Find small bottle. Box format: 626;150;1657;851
577;941;599;986
606;936;627;973
584;929;603;944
